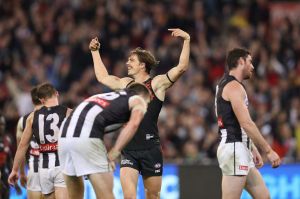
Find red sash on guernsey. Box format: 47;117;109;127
39;143;58;152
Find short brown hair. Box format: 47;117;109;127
37;83;57;100
226;48;250;70
127;83;150;98
130;47;159;74
31;86;42;105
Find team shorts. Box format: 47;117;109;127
58;138;112;177
217;142;255;176
39;167;65;195
120;145;163;176
27;169;41;192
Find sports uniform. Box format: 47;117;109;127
121;78;163;176
32;105;68;194
215;74;254;176
18;114;41;192
58;90;138;176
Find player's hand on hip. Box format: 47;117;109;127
8;170;19;186
168;28;190;41
20;173;27;187
89;37;100;51
266;150;281;168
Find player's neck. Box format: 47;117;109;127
133;72;150;83
229;70;243;82
43;98;59;107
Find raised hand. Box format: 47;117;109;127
89;37;100;51
168;28;190;41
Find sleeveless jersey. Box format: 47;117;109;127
215;74;251;147
21;113;39;172
32;105;68;168
60;90;134;139
125;78;163;150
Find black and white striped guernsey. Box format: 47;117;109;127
215;74;250;146
21;113;39;173
60;90;134;139
32;105;68;169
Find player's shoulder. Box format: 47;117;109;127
225;80;243;91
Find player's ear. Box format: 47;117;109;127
140;62;146;71
39;98;45;104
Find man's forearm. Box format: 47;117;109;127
243;122;272;154
91;51;109;82
177;38;190;71
12;145;28;172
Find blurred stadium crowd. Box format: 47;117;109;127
0;0;299;166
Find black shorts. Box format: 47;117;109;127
120;145;163;176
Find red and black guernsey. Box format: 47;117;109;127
124;78;163;150
215;74;249;144
32;105;68;168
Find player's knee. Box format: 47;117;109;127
258;191;270;199
145;188;160;199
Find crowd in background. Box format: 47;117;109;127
0;0;299;167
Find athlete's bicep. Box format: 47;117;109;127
227;84;252;126
167;65;186;83
101;76;133;90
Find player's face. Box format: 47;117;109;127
243;55;254;79
126;54;144;76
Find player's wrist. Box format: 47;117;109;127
108;148;121;161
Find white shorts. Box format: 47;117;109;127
39;167;66;195
217;142;254;176
58;138;112;177
27;169;41;192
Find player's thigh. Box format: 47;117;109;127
120;167;139;197
63;175;84;199
54;186;69;199
89;172;114;199
222;175;246;199
27;190;42;199
143;176;162;199
245;168;270;199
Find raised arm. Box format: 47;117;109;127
225;81;281;168
153;29;190;92
8;113;34;185
90;37;132;90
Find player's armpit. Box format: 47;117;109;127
101;76;133;90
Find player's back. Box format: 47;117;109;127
32;105;68;168
60;90;134;140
